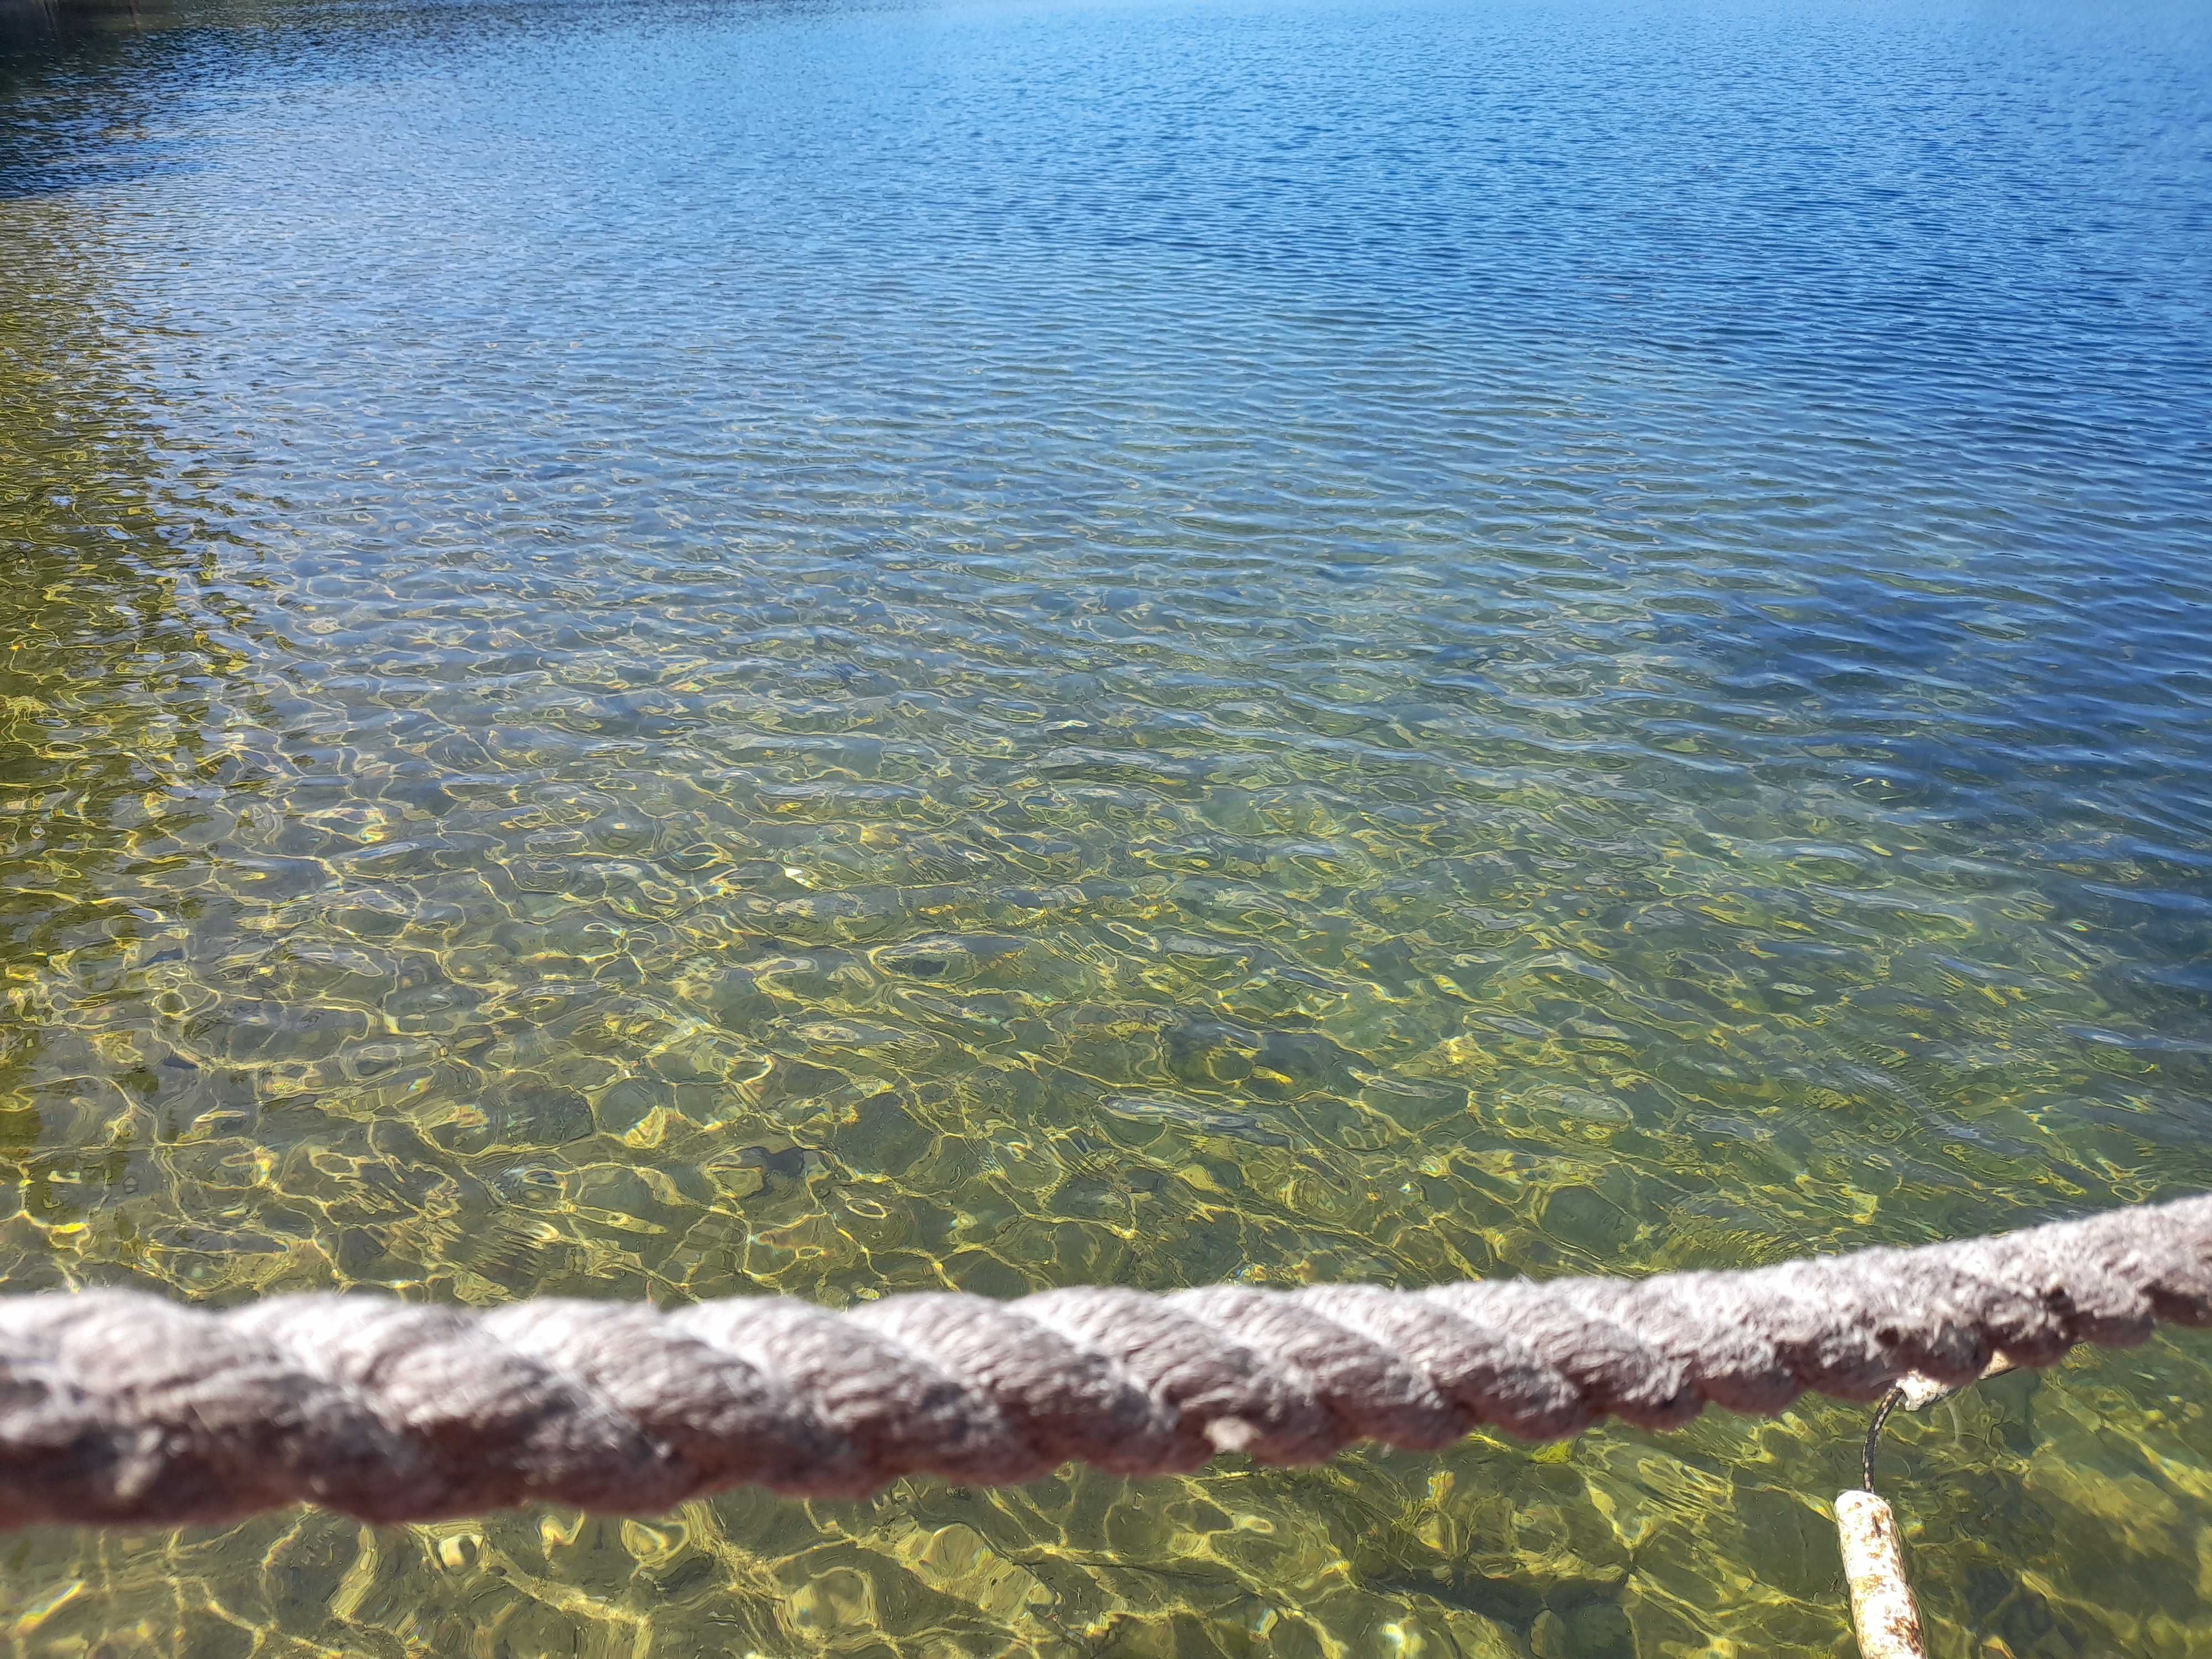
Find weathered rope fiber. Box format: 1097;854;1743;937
2;1194;2206;1531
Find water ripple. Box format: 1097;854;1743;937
5;0;2212;1652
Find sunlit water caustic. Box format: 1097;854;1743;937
4;0;2212;1650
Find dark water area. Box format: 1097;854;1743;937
3;0;2211;1652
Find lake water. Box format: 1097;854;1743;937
4;0;2211;1652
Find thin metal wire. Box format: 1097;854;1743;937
1862;1386;1905;1491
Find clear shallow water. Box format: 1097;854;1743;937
4;0;2212;1651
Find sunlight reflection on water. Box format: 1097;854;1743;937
3;0;2211;1650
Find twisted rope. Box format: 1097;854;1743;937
1;1194;2206;1531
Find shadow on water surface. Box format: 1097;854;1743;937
0;179;272;1265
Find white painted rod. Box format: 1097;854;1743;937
1835;1490;1928;1659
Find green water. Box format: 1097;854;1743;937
4;0;2212;1652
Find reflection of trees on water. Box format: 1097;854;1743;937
1;0;191;198
0;0;150;55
